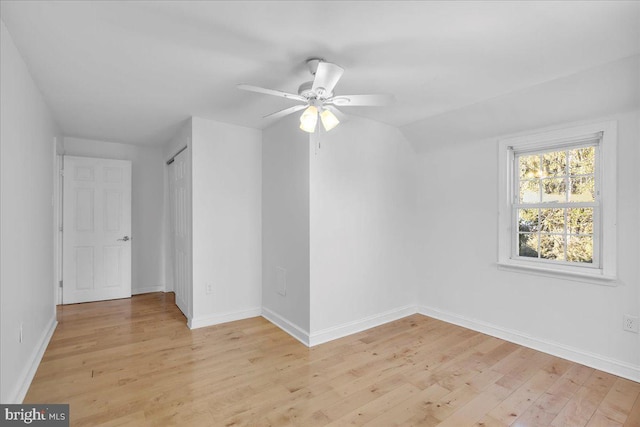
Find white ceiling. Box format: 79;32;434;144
1;1;639;146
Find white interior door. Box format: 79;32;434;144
63;156;132;304
169;148;191;318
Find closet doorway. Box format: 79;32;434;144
168;147;191;319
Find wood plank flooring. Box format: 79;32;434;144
25;293;640;426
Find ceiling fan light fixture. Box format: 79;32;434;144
320;108;340;131
299;105;318;133
238;59;391;133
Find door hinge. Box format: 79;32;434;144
60;169;64;176
59;280;63;288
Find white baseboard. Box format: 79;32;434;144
418;305;640;383
9;316;58;403
132;285;165;295
261;307;310;346
309;305;417;347
188;307;262;330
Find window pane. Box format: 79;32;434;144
569;147;595;175
566;235;593;263
518;209;539;232
540;208;564;233
540;234;565;260
542;150;566;177
541;178;566;203
519;180;540;203
519;155;540;179
519;233;538;258
568;208;593;234
569;176;595;202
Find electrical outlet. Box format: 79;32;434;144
623;314;639;333
206;283;213;295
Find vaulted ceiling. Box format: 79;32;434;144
1;1;639;146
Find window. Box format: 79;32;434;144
516;144;598;265
498;122;617;284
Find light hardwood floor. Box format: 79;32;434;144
25;293;640;426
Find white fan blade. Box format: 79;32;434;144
328;94;395;107
237;84;306;102
325;105;348;122
263;104;307;120
312;62;344;96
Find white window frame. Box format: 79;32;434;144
497;121;617;285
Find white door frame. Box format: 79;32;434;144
55;153;63;305
53;137;63;305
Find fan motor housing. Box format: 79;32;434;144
297;81;314;98
298;80;332;100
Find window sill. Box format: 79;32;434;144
497;260;617;286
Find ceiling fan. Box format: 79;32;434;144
238;58;394;133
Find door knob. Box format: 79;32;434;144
118;236;130;241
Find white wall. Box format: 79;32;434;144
0;20;61;403
261;114;311;338
414;110;639;379
189;117;262;327
309;117;419;344
63;137;166;295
